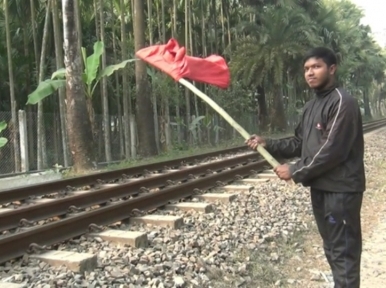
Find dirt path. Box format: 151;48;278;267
281;128;386;288
361;213;386;287
359;128;386;287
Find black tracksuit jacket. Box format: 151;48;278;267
265;84;366;193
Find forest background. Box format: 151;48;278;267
0;0;385;174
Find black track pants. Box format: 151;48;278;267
310;189;363;288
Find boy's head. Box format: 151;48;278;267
303;47;337;90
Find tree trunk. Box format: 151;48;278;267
4;0;20;172
120;0;132;159
74;0;82;60
110;0;124;159
189;5;201;145
256;86;268;131
62;0;95;171
53;109;59;164
271;86;287;132
220;0;226;48
99;0;112;162
52;0;70;167
92;0;103;159
22;22;31;100
363;90;372;118
161;0;171;151
30;0;40;74
148;0;160;154
184;0;191;144
37;0;51;170
29;0;39;168
172;0;182;145
134;0;157;156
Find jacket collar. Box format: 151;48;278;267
314;82;338;98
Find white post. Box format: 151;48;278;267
130;115;137;159
18;110;29;172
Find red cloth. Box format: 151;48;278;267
135;38;230;89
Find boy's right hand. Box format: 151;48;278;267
245;134;266;150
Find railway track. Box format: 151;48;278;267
0;118;385;276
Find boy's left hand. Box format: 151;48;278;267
274;164;292;181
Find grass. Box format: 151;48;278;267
62;130;293;178
105;137;245;171
104;131;292;171
61;137;244;178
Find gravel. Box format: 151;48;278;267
1;129;385;288
1;181;313;287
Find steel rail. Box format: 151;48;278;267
0;152;265;231
362;120;386;131
0;146;252;203
0;159;266;264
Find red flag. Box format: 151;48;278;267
135;38;230;89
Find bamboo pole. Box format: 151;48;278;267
179;78;293;184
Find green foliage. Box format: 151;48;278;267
229;0;386;105
83;41;104;91
148;69;180;106
98;59;138;79
1;0;386;158
26;41;137;104
26;80;66;105
211;81;253;114
0;121;8;148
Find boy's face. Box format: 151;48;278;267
304;57;336;89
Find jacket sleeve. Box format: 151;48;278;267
265;121;303;159
289;95;360;184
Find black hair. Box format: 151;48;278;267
302;47;337;67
